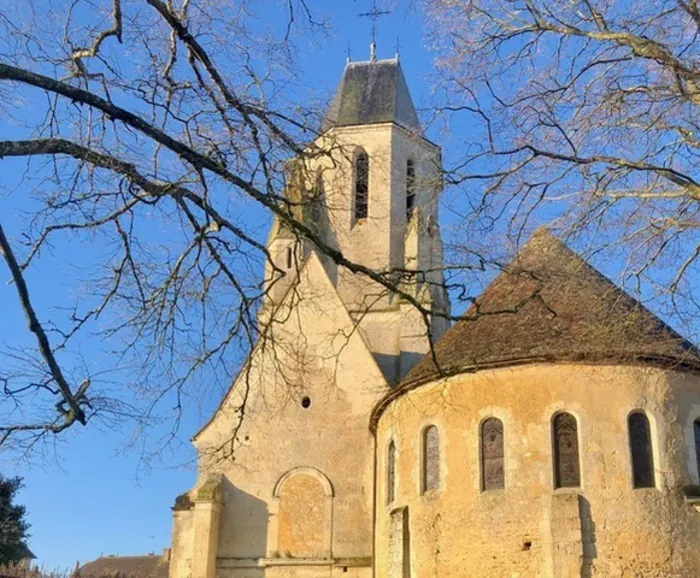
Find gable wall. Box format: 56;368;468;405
174;255;386;577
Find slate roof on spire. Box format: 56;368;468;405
397;229;700;389
323;58;421;132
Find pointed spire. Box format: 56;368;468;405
323;59;422;132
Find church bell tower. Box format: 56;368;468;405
263;52;450;383
169;43;451;578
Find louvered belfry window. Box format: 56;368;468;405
354;150;369;221
406;159;415;221
629;412;655;488
387;440;396;504
553;413;581;488
422;425;440;493
481;417;505;490
308;171;324;230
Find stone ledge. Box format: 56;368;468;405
332;557;373;568
217;557;372;569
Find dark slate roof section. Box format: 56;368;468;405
77;555;169;578
371;229;700;430
323;59;421;132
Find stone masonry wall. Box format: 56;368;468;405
375;363;700;577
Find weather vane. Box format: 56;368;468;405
358;0;390;61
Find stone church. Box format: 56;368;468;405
167;51;700;578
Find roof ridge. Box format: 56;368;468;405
369;230;700;430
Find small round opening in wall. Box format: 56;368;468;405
301;396;311;409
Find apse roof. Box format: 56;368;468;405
371;230;700;427
323;58;421;132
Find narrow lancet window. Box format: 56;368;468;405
306;171;324;235
387;441;396;504
481;417;505;490
553;412;581;488
406;159;415;221
629;412;655;488
422;425;440;493
354;150;369;221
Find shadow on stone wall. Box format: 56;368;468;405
220;478;269;561
373;351;425;385
578;495;597;578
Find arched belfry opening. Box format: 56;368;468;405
354;148;370;222
405;158;415;222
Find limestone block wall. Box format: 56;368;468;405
374;363;700;577
170;510;193;578
172;254;386;578
284;124;448;385
311;123;441;312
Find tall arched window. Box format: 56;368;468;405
422;425;440;493
693;420;700;481
553;412;580;488
307;171;324;231
354;150;369;221
387;440;396;504
629;412;655;488
406;159;415;221
481;417;505;490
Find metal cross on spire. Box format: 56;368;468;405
358;0;390;61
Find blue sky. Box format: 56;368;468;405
2;0;698;571
0;1;437;570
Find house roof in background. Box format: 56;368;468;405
77;554;168;578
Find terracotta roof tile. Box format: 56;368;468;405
371;230;700;429
409;230;700;383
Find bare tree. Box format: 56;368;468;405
0;0;457;457
5;0;690;459
0;0;342;454
423;0;699;324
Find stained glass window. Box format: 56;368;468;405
553;413;580;488
422;425;440;493
387;440;396;504
481;417;505;490
629;412;655;488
